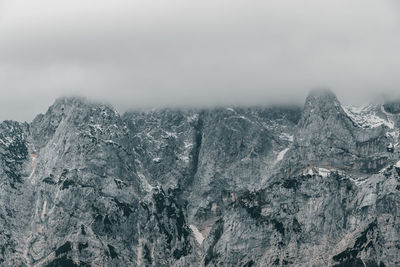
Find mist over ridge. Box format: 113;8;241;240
1;0;400;121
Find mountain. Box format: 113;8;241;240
0;90;399;266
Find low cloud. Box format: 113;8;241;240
0;0;400;121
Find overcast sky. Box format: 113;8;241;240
0;0;400;121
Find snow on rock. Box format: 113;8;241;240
180;155;190;163
184;141;193;149
189;225;205;245
385;131;399;139
342;104;394;129
28;154;37;179
279;133;294;142
317;168;331;178
164;131;177;138
187;114;199;123
349;176;369;187
275;148;289;163
152;157;162;163
0;136;13;147
359;189;377;208
137;172;154;192
387;143;395;152
301;167;339;178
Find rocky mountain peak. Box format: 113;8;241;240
302;88;343;120
0;92;400;266
296;89;349;140
383;99;400;114
46;96;119;118
306;87;337;100
53;96;87;107
284;89;394;176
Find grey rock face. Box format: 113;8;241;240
0;90;399;266
0;98;198;266
289;89;390;174
384;100;400;114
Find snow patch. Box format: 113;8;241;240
349;176;368;186
152;157;162;163
41;200;47;220
184;141;193;149
137;172;153;192
386;131;399;139
395;161;400;168
187;114;199;123
305;169;315;176
0;136;14;147
231;115;255;124
91;124;103;131
180;155;189;163
275;148;289;163
189;225;205;245
343;104;394;129
301;167;338;178
387;143;394;150
164;131;177;138
28;154;37;179
279;133;294;142
317;168;331;178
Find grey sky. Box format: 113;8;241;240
0;0;400;122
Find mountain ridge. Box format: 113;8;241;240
0;89;399;266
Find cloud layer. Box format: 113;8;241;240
0;0;400;121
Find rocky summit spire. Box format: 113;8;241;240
296;89;350;141
289;88;390;174
301;88;343;122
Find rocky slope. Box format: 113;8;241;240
0;90;399;266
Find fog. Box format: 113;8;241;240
0;0;400;121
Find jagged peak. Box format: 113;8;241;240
31;96;121;128
52;96;90;109
300;88;344;119
383;99;400;114
30;96;89;123
49;96;118;115
304;88;340;107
